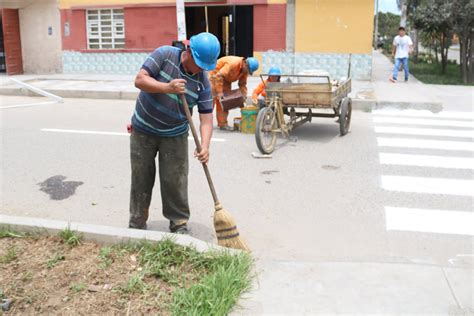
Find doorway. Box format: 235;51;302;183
185;5;253;58
1;9;23;75
0;12;6;73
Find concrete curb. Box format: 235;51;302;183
0;214;234;253
0;87;136;100
0;87;443;112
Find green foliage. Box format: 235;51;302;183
409;60;473;85
97;246;114;268
115;273;149;295
46;253;65;269
375;12;400;48
0;227;24;238
171;252;253;316
58;226;82;247
69;282;87;293
0;247;18;264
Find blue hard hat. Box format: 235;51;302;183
246;57;259;74
268;66;282;76
189;32;221;71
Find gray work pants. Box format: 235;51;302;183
129;129;189;229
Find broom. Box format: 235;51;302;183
179;94;249;251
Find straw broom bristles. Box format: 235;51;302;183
213;203;250;251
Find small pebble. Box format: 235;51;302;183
1;299;12;312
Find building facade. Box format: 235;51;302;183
1;0;375;79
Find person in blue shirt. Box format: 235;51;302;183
129;32;221;234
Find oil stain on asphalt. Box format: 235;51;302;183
38;175;83;200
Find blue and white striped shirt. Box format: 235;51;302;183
131;46;213;137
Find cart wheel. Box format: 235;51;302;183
339;97;352;136
255;107;277;154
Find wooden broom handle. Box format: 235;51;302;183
179;94;219;205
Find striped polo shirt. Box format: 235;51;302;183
131;46;213;137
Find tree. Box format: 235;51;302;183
397;0;408;27
451;0;474;83
399;0;423;62
413;0;454;74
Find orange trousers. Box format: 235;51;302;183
212;81;232;128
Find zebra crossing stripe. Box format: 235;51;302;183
373;109;474;120
385;206;474;236
379;153;474;170
373;116;474;128
377;137;474;152
381;175;474;197
374;126;474;138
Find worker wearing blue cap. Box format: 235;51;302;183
129;32;221;234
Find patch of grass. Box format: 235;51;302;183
69;282;86;293
408;60;473;86
58;226;82;247
116;273;149;295
0;226;24;238
46;253;65;269
1;231;253;314
97;246;114;268
171;251;253;316
119;238;254;315
0;246;18;264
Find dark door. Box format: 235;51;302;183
2;9;23;75
235;6;253;58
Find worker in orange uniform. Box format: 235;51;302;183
252;66;281;109
209;56;259;131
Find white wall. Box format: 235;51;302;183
19;0;62;73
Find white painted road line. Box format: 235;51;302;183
374;126;474;138
0;101;58;110
41;128;129;136
373;116;474;128
10;78;64;102
377;137;474;152
373;109;474;120
385;206;474;236
40;128;226;142
379;153;474;170
381;175;474;197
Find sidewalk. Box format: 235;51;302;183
232;259;472;314
0;51;459;112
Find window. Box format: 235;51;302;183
86;9;125;49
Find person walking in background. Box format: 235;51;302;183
390;26;413;83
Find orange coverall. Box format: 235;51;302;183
208;56;248;127
252;79;268;103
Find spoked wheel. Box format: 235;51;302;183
339;97;352;136
255;107;277;154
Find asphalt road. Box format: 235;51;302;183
1;95;473;269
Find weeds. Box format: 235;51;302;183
58;226;82;246
69;282;86;293
0;226;24;238
0;247;18;264
116;273;149;295
46;253;65;269
97;246;114;268
171;252;253;316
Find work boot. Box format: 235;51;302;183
219;125;234;131
129;223;147;230
169;221;189;235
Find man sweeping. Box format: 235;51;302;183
252;66;281;109
208;56;259;131
128;32;221;234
